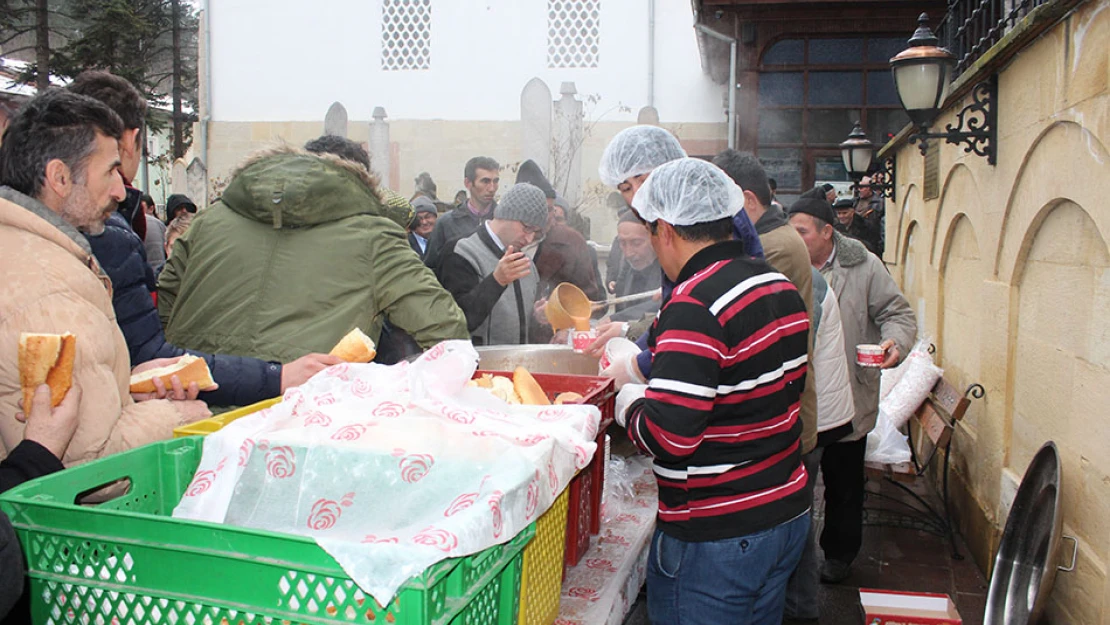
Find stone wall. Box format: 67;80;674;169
200;118;725;244
886;1;1110;621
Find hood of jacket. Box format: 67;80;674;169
219;145;403;228
754;204;790;235
833;231;869;268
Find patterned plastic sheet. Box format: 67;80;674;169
173;341;600;606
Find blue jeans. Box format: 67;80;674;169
647;511;810;625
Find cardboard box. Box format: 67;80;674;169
860;589;962;625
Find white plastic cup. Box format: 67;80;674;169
572;329;598;354
856;343;885;367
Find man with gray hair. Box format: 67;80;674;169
616;158;810;623
789;197;915;585
438;183;550;346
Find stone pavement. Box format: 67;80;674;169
621;475;989;625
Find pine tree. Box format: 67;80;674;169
2;0;199;155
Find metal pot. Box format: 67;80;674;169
475;344;600;375
984;441;1065;625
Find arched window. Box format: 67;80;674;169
756;36;909;204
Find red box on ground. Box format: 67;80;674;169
859;589;962;625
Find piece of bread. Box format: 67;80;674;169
514;366;550;405
19;332;76;409
129;355;215;394
489;375;521;404
554;391;584;405
329;328;377;363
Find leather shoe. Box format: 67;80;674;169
820;559;851;584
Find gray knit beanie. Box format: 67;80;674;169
494;183;549;229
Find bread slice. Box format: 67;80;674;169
329;328;377;363
19;332;76;409
554;391;584;405
513;366;550;405
129;355;215;394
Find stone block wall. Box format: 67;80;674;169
887;1;1110;620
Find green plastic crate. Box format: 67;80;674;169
0;437;534;625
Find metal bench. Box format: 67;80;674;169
863;369;985;559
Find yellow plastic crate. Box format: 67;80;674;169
173;396;282;438
518;487;570;625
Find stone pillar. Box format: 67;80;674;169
553;81;584;207
186;158;208;208
324;102;349;138
520;77;552;173
171;158;188;195
369;107;391;184
637;106;660;126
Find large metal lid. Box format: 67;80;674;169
984;441;1063;625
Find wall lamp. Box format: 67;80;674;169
890;13;997;164
839;122;897;201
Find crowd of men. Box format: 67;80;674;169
0;70;914;625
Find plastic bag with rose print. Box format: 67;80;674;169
172;340;602;606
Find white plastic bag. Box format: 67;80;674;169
879;340;943;429
865;407;912;464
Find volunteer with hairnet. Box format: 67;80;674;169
615;158;810;624
591;125;764;386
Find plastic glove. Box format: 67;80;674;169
601;348;646;390
615;384;648;427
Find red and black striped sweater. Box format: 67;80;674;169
626;240;810;542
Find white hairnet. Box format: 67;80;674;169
598;125;687;187
631;158;744;226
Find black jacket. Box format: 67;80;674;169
423;202;494;270
86;202;283;407
408;232;427;259
2;441;64;624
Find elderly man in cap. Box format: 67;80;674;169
616;158;810;624
408;197;438;259
590;125;765;384
789;196;916;585
834;197;880;256
438;183;550;346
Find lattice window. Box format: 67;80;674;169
547;0;601;69
381;0;431;71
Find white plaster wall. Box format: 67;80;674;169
208;0;725;124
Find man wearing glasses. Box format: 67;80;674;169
437;183;550;346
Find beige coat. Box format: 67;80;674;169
0;189;187;466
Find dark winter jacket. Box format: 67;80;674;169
159;146;467;361
836;212;882;257
438;224;538;346
85;203;283;407
423;201;495;270
2;440;64;623
535;225;603;302
610;259;661;322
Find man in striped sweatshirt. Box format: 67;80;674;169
617;158;811;624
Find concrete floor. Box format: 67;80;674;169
621;476;989;625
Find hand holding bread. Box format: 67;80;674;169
130;355;217;401
17;383;82;459
18;332;76;409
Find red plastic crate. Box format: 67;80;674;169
565;461;594;567
472;371;615;562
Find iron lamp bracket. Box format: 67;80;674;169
911;76;997;165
